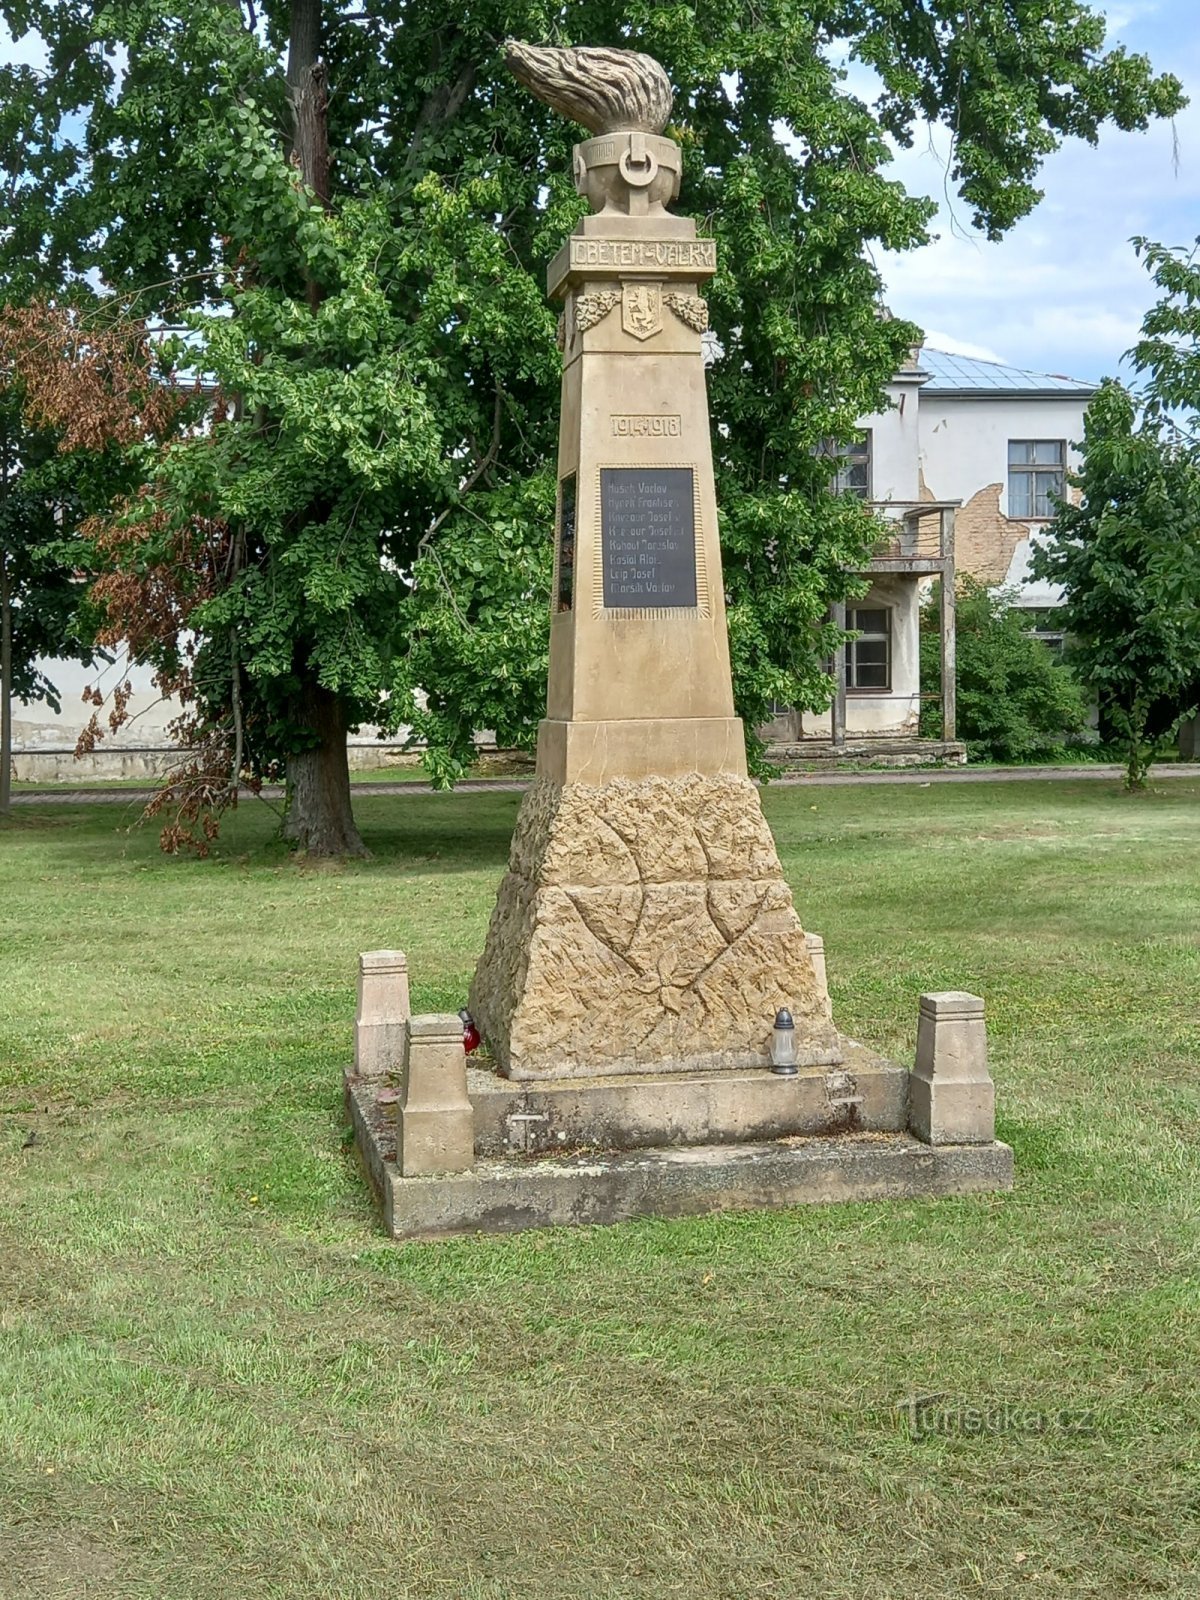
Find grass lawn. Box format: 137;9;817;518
1;779;1198;1599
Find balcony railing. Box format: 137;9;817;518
861;500;958;571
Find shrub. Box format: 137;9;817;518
920;578;1088;762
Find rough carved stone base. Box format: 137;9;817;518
470;773;842;1079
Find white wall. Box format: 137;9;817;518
12;656;179;778
919;394;1089;602
859;375;924;504
11;654;412;780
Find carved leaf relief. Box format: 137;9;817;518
574;290;620;335
664;291;709;333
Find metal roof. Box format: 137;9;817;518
918;346;1098;398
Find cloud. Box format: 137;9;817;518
874;64;1200;382
919;330;1007;364
1105;1;1163;31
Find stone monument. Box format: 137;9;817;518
470;40;838;1081
344;41;1013;1238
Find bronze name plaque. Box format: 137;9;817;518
600;467;697;609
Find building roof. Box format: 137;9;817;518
918;346;1098;399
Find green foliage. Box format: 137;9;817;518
0;389;107;710
920;578;1088;763
1033;380;1200;789
0;0;1185;802
854;0;1184;238
1129;236;1200;427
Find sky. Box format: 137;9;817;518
871;0;1200;384
3;1;1195;387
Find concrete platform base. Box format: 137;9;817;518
465;1043;907;1153
767;737;967;771
346;1070;1013;1240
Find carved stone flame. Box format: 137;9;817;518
503;40;673;136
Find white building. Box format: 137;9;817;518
766;344;1097;751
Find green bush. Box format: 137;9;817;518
920;579;1089;762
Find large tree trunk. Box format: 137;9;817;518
277;0;364;857
1;548;12;816
282;681;368;857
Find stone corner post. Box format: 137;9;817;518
805;931;831;1020
397;1014;475;1177
354;950;411;1080
909;991;994;1145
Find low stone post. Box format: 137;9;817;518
805;932;831;1019
909;991;994;1145
355;951;411;1080
397;1014;475;1177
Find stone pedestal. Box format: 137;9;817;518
909;991;995;1146
354;950;410;1080
471;772;840;1079
397;1015;474;1176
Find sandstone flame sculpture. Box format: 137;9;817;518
503;39;674;135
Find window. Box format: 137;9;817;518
821;431;873;498
846;606;890;691
1022;606;1067;658
1008;440;1065;519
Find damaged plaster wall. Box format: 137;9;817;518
918;393;1090;603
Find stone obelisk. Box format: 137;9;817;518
470;41;840;1080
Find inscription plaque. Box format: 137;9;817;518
557;472;576;612
600;467;697;609
569;238;716;272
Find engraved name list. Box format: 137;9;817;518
600;467;697;609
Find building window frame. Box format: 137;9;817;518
1021;605;1068;658
1008;439;1066;520
821;430;873;499
846;604;892;694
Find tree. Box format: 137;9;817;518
919;577;1087;763
0;0;1184;849
0;299;208;825
1032;380;1200;788
0;394;80;810
0;377;124;814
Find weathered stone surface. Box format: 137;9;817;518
909;990;995;1145
375;1134;1014;1238
567;885;644;952
463;1041;907;1155
345;1067;1014;1239
707;881;773;944
470;772;841;1078
397;1014;475;1176
354;950;410;1080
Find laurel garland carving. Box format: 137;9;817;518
574;290;620;336
664;291;709;333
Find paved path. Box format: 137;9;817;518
10;763;1198;805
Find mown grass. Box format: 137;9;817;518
1;779;1198;1599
